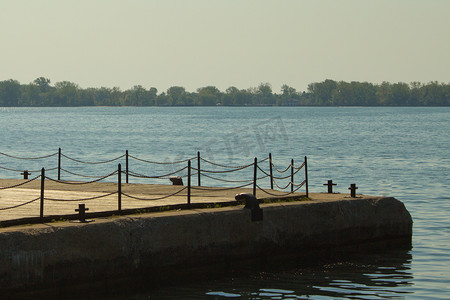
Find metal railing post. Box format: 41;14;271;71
304;156;309;197
40;168;45;220
118;163;122;213
291;159;294;193
269;153;273;190
253;157;257;196
197;151;201;186
188;160;191;207
58;148;61;180
126;150;129;184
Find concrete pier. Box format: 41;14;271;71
0;179;304;223
0;180;412;297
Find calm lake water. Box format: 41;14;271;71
0;106;449;299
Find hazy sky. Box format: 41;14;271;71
1;0;449;93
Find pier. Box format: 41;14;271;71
0;150;413;297
0;150;308;225
0;179;307;224
0;190;412;297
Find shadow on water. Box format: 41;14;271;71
109;247;414;300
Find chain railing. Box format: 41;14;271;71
0;149;308;225
0;175;42;211
0;151;58;160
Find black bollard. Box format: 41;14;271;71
235;193;263;222
21;170;31;180
74;204;93;223
323;180;337;193
348;184;358;198
169;176;184;185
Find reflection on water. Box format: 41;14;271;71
122;249;413;299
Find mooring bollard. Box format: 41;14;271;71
348;183;358;198
235;193;263;222
323;180;337;193
21;170;31;180
169;176;183;185
74;204;93;223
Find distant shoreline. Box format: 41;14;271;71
1;78;448;107
1;105;449;108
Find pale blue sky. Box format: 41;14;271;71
1;0;449;93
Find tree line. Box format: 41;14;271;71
0;77;448;107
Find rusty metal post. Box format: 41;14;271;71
118;164;122;213
40;168;45;220
253;157;257;196
269;153;273;190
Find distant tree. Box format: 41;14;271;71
307;79;338;105
237;89;253;106
346;81;377;105
155;93;170;106
167;86;187;106
222;86;239;105
110;87;124;106
331;81;351;105
146;87;158;106
53;81;80;106
223;87;253;105
123;85;148;106
421;81;448;106
279;84;298;105
410;82;424;106
1;77;449;107
388;82;410;106
256;83;274;105
33;77;51;92
18;83;39;106
196;86;221;106
80;88;97;106
280;84;296;97
0;79;21;106
376;82;393;105
444;83;450;106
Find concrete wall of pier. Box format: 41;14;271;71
0;197;412;293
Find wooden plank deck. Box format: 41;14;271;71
0;179;307;222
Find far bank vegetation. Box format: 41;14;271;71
0;78;448;107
